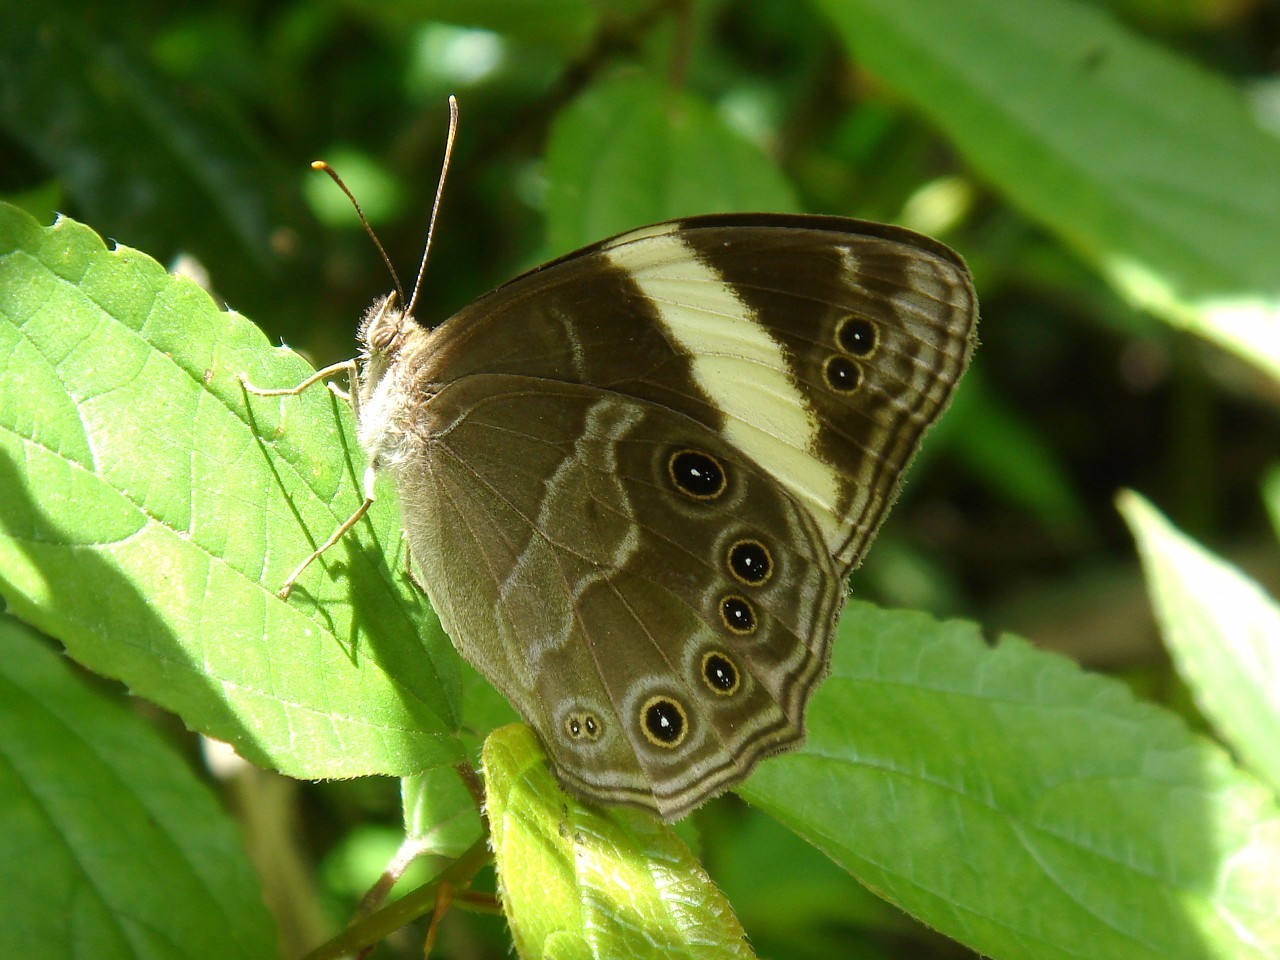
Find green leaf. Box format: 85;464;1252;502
483;724;758;960
1264;466;1280;543
1119;490;1280;795
0;615;280;960
739;602;1280;960
402;765;484;861
0;201;463;778
814;0;1280;381
544;72;799;254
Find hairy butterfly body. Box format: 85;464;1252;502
344;213;976;819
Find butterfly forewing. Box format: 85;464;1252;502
653;219;975;570
426;214;976;575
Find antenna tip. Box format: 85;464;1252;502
311;160;329;171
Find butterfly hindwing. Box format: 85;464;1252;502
394;375;843;819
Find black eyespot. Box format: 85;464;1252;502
702;652;740;695
668;449;727;500
565;711;602;741
838;317;877;356
641;696;687;747
720;595;757;635
727;539;772;586
825;356;862;393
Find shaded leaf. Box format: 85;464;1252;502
0;7;317;323
944;363;1091;539
544;72;798;253
0;615;280;960
339;0;605;53
702;806;912;960
402;764;484;861
1264;466;1280;543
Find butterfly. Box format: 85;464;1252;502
251;203;976;820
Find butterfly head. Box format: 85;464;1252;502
357;294;427;389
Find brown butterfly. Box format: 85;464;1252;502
248;111;976;820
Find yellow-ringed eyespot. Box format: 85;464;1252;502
640;696;688;747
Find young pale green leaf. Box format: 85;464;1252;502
1119;491;1280;794
814;0;1280;381
483;724;758;960
739;601;1280;960
544;73;799;254
0;201;463;778
0;616;280;960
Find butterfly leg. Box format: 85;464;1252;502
240;358;360;404
401;536;429;595
274;462;377;600
241;361;376;599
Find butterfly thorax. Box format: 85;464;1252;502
356;295;437;470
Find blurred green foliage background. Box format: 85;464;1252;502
2;0;1278;957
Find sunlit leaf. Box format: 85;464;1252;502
816;0;1280;380
741;602;1280;960
0;202;463;777
1120;490;1280;794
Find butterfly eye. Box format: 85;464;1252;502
824;356;862;393
727;539;772;586
641;696;688;747
362;298;404;354
719;595;757;635
668;449;727;500
701;651;740;696
837;317;878;356
365;321;406;358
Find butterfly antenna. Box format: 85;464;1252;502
311;159;407;309
406;94;458;317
